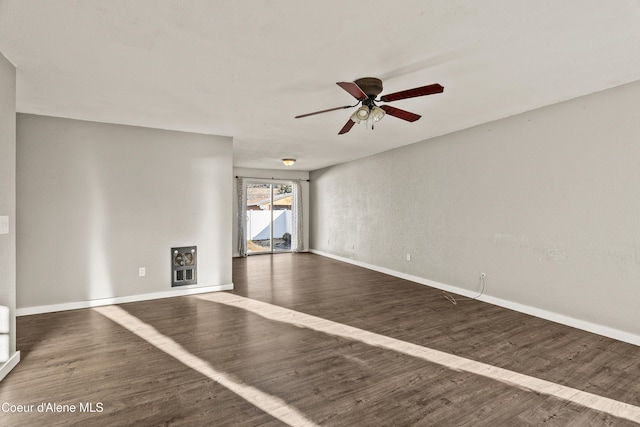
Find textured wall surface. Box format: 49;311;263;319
310;80;640;339
17;114;233;308
0;52;16;354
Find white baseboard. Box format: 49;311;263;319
0;351;21;382
310;249;640;347
16;283;234;316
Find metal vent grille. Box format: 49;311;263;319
171;246;197;287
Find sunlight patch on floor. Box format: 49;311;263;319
94;305;319;427
197;292;640;424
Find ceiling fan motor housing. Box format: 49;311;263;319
354;77;383;98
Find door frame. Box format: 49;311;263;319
245;180;293;255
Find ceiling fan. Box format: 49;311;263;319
294;77;444;134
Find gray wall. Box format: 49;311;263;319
232;167;310;256
310;80;640;341
17;114;233;309
0;52;16;355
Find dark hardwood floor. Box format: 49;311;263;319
1;253;639;426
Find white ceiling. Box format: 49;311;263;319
1;1;640;171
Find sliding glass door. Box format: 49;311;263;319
246;182;292;254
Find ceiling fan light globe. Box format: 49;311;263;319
371;106;385;122
355;106;370;121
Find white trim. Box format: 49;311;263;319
310;249;640;347
16;283;234;316
0;351;20;382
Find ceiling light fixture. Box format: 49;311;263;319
370;105;385;122
350;104;386;129
350;105;370;123
282;158;296;166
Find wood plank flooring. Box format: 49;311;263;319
1;253;639;426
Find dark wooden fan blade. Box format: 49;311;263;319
337;82;369;100
380;83;444;102
338;119;356;134
380;105;421;122
295;105;352;119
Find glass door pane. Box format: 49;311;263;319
272;183;292;252
245;182;293;254
246;183;272;253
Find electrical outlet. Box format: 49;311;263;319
406;253;411;261
139;267;146;277
481;272;486;278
